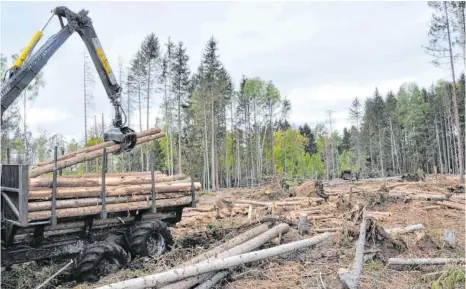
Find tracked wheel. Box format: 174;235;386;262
129;220;173;258
73;241;130;283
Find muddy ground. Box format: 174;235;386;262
2;174;465;289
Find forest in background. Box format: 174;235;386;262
1;2;465;190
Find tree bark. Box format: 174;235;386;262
211;93;216;191
159;223;290;289
193;271;229;289
28;182;201;200
180;224;269;267
29;174;186;188
388;258;465;266
29;133;165;178
96;231;332;289
28;193;188;211
385;224;424;234
29;196;193;220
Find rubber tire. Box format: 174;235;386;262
74;241;130;283
129;220;173;258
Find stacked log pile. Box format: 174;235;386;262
26;127;200;221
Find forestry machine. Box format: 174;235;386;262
0;6;136;153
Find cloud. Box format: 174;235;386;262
1;1;457;145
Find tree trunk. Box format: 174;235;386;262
34;128;161;168
177;91;182;174
378;127;384;177
338;211;366;289
179;224;269;266
388;258;465;266
369;124;374;173
30;133;165;178
28;182;200;200
210;95;216;191
97;231;332;289
29;174;186;188
445;1;465;182
29;196;193;220
203;105;210;190
193;271;229;289
434;115;444;174
159;223;290;289
28;192;189;211
389;117;396;173
385;224;424;234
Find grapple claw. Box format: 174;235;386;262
104;126;137;154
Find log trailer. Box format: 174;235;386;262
0;6;195;282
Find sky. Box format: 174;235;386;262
0;1;459;144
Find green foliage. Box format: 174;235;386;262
338;150;356;175
431;267;465;289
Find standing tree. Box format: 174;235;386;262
171;41;190;174
425;1;464;182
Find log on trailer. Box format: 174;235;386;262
45;171;165;178
33;127;162;168
29;174;187;188
28;196;193;220
29;132;165;178
28;182;201;200
28;193;189;211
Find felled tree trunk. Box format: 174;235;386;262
29;133;165;178
28;182;201;200
180;224;269;266
193;271;229;289
28;196;193;220
388;258;465;266
28;193;189;211
49;171;164;178
96;231;333;289
160;224;290;289
385;224;424;234
29;174;187;188
437;201;465;210
33;127;162;168
338;210;367;289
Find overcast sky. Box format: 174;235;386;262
0;1;458;143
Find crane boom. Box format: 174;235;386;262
0;6;136;153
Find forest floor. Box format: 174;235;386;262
3;174;465;289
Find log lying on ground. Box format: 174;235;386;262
385;224;424;234
437;201;465;210
180;224;269;266
338;209;367;289
388;190;447;201
193;271;229;289
33;127;162;168
96;231;332;289
28;182;201;200
159;223;290;289
29;174;187;188
28;196;193;220
29;132;165;178
388;258;465;267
